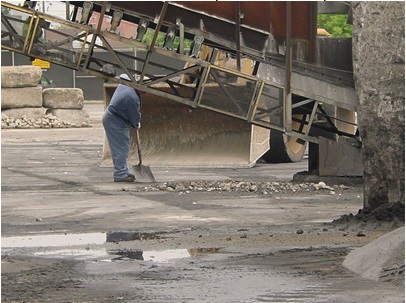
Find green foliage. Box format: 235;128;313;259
143;29;192;51
143;30;166;45
317;14;353;37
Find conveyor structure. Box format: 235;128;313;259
1;1;360;169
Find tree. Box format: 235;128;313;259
317;14;352;37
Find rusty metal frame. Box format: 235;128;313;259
1;2;36;52
303;100;318;137
27;17;90;70
1;1;359;145
287;100;360;144
197;65;261;120
249;80;286;132
139;2;168;84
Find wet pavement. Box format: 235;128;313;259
1;102;404;303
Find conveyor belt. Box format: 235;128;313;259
1;1;359;162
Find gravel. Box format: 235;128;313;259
1;113;92;129
124;180;351;195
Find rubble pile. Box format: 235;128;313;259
126;180;349;195
1;113;91;129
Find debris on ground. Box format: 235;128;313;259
124;180;355;195
1;113;92;129
334;201;405;223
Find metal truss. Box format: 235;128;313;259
1;1;360;145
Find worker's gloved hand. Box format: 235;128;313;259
137;122;141;129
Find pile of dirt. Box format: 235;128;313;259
333;201;405;224
343;226;405;286
366;201;405;221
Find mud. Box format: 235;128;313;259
1;103;404;303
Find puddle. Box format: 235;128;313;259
30;248;220;263
1;233;105;248
34;248;109;260
2;232;222;263
109;248;190;263
106;248;222;263
2;231;171;248
106;231;169;242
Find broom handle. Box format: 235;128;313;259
135;129;142;165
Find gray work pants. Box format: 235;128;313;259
102;109;131;181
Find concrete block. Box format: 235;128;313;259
43;88;84;109
319;137;363;177
46;108;90;126
2;107;46;120
1;87;43;108
1;65;42;88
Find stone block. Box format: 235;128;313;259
319;137;363;177
46;108;90;126
1;86;43;108
2;107;46;120
43;88;84;109
1;65;42;88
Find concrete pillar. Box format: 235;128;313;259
352;2;405;210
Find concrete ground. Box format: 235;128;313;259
1;102;404;303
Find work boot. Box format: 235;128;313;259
114;174;135;182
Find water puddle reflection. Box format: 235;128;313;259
30;248;187;263
110;248;190;263
2;233;105;248
2;231;169;248
34;248;109;260
31;248;220;263
106;231;168;242
2;232;221;263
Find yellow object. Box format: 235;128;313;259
317;28;333;37
32;59;50;69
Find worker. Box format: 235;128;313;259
102;74;142;182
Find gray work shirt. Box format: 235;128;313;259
107;83;141;128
